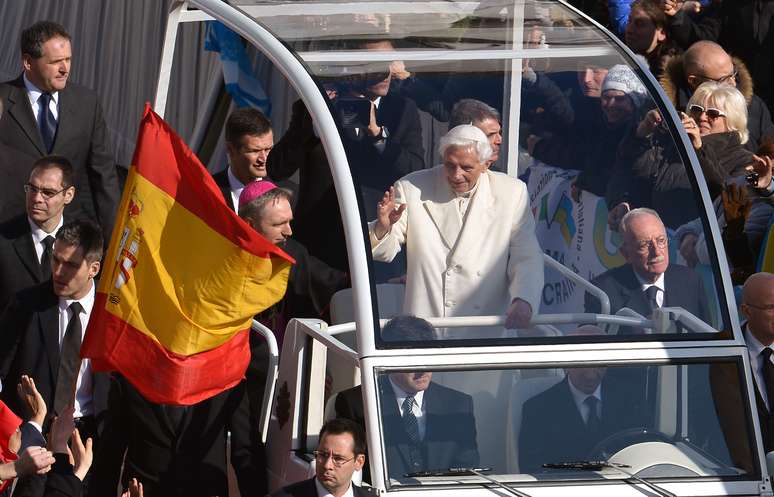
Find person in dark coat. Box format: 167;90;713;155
658;41;774;153
0;21;119;238
269;419;374;497
530;64;649;198
623;0;682;79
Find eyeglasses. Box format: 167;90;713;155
630;236;668;253
687;104;726;120
23;183;69;199
745;303;774;312
313;450;356;467
697;68;738;85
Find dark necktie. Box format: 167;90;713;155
54;302;83;415
402;395;423;470
37;92;57;153
762;348;774;413
584;396;601;434
40;235;54;280
645;285;660;313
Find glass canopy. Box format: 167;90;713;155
229;0;733;347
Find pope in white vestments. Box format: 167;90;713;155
369;124;544;336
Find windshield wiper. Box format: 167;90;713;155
404;467;532;497
543;460;676;497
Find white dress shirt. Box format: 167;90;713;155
389;377;426;440
24;73;60;121
57;282;95;418
635;271;665;308
454;178;480;221
28;216;63;263
226;166;263;212
745;325;773;410
568;379;602;424
314;477;354;497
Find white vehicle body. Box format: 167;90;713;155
158;1;773;495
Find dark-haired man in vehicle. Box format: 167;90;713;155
0;21;119;237
335;316;479;480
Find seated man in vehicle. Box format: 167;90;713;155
270;418;373;497
585;208;708;329
518;326;648;473
335;316;479;480
370;125;543;334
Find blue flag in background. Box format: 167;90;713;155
205;21;271;115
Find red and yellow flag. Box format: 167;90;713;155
82;104;293;405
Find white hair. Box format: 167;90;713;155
438;124;493;163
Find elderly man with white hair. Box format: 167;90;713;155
369;124;543;333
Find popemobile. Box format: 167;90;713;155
157;1;773;495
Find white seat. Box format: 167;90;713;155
505;374;565;473
329;284;405;325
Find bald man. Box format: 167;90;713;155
659;40;774;151
741;272;774;452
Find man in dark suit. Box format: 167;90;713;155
0;220;109;444
335;316;479;480
337;40;425;220
585;207;708;330
88;373;261;497
271;418;373;497
0;21;119;238
0;156;74;309
211;107;273;212
518;327;648;473
740;272;774;452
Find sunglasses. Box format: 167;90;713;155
687;104;726;120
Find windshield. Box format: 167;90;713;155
365;358;756;487
235;0;734;345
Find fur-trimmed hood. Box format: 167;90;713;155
659;54;754;107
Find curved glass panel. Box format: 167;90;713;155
235;0;733;345
364;359;756;487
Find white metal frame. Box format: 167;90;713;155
155;0;768;494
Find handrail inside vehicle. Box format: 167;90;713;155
542;254;611;316
251;319;280;443
325;310;716;338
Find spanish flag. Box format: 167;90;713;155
82;104;293;405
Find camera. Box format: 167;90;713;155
746;171;760;187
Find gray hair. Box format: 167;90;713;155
619;207;664;237
238;187;293;224
449;99;501;128
438;124;492;164
688;81;749;144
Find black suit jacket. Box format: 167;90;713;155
0;77;119;236
212;168;235;211
336;378;478;480
268;100;348;271
340;93;425;220
89;373;263;497
0;142;37;225
0;282;109;427
518;377;647;473
585;264;709;331
0;214;61;308
269;477;374;497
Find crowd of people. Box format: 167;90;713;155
0;2;772;496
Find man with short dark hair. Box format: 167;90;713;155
270;418;373;497
0;21;119;235
0;155;74;308
0;219;109;445
449;99;503;167
213;107;274;211
335;315;479;480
